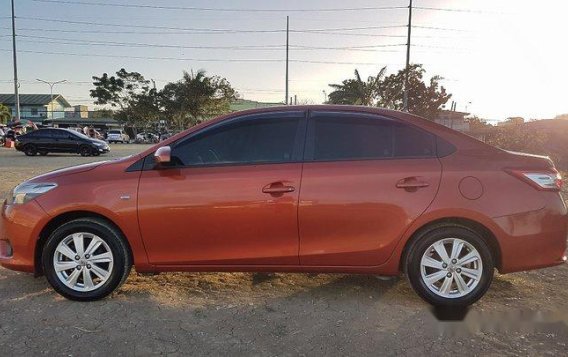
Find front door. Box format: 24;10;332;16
138;111;306;266
299;111;442;266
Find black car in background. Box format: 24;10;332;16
15;128;110;156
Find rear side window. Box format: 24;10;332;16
307;113;435;161
171;115;301;166
51;130;69;139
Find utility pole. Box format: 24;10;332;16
11;0;20;122
285;16;289;105
36;79;67;119
403;0;413;112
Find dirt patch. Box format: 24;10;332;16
1;145;567;355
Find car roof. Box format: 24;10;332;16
137;105;495;158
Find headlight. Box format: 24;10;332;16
95;142;106;147
6;182;58;205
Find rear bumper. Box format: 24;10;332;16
493;195;567;273
0;200;49;273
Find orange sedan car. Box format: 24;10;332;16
1;106;566;306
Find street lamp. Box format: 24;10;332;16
36;78;67;119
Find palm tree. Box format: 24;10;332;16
0;103;11;124
327;67;386;106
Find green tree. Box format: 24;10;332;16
0;103;11;124
378;64;451;119
486;124;549;157
327;64;451;120
327;68;385;106
90;68;160;127
466;116;492;130
161;70;237;129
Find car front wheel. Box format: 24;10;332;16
79;145;91;156
24;144;37;156
42;218;132;301
406;224;494;307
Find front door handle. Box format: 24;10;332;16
262;182;295;194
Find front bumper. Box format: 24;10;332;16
0;200;50;273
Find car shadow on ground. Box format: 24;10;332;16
2;268;568;355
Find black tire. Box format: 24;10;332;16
39;150;48;156
79;145;91;157
24;144;37;156
405;224;494;307
42;217;132;301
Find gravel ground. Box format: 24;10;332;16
1;144;567;356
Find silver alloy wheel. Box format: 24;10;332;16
53;232;114;292
420;238;483;299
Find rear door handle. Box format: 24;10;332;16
396;178;430;189
262;183;295;194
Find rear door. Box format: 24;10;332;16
299;111;442;266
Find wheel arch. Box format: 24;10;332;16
399;217;502;273
34;210;133;276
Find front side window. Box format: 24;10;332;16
307;113;435;161
170;115;301;166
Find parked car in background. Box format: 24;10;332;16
159;132;173;141
135;132;159;144
1;106;566;306
14;128;110;156
107;130;130;143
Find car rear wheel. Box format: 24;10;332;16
79;145;91;156
406;225;494;306
42;218;132;301
24;144;37;156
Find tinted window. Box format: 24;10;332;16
171;117;299;166
309;114;435;161
50;130;70;139
393;124;436;157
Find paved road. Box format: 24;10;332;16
1;145;567;356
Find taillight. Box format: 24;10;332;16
507;169;563;191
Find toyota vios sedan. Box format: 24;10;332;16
1;106;566;306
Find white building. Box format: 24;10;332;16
434;110;471;132
0;94;72;123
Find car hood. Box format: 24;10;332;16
28;160;108;182
92;138;108;145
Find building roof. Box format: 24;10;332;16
43;117;120;126
0;94;71;107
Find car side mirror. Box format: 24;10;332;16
154;146;171;166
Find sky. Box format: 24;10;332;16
1;0;566;122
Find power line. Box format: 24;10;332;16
413;25;470;32
7;35;406;52
0;48;391;66
30;0;407;12
15;17;408;34
414;6;503;14
1;26;468;39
